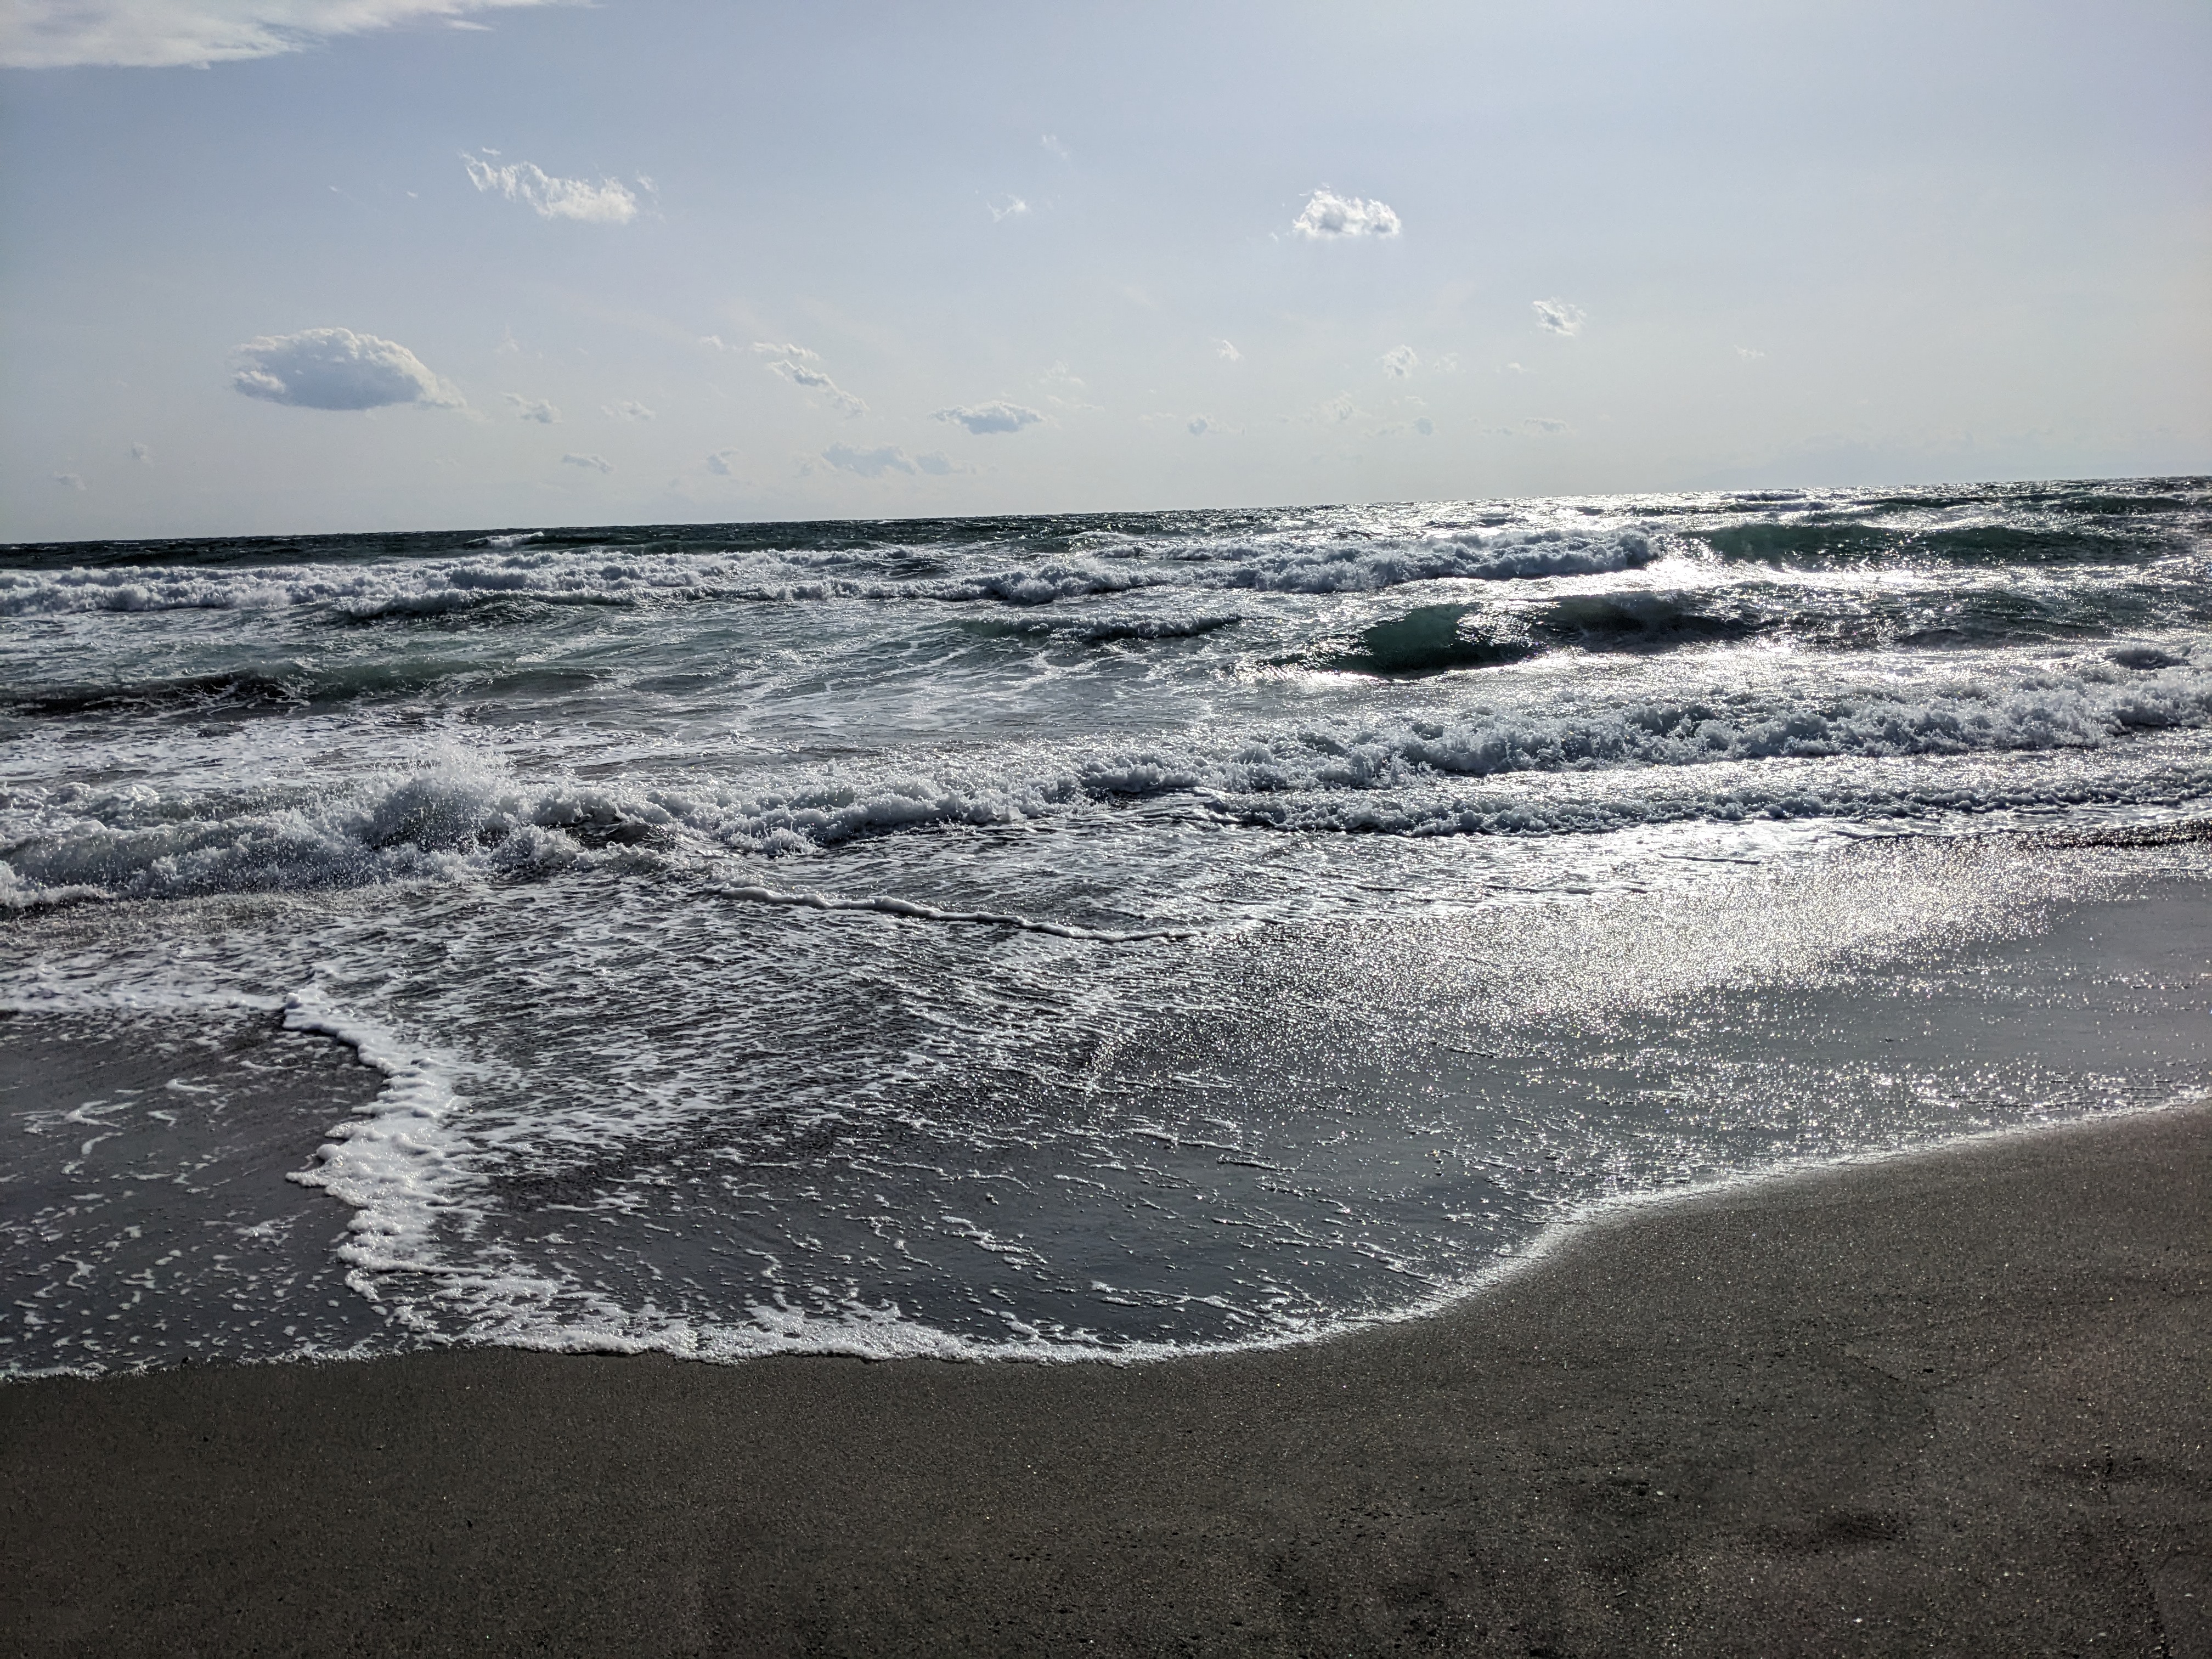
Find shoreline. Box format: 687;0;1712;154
7;1097;2205;1656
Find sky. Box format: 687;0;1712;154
3;0;2208;541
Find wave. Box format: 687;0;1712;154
7;651;2209;908
1692;518;2181;567
0;527;1661;620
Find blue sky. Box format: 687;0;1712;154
4;1;2207;540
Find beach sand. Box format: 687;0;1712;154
5;881;2208;1657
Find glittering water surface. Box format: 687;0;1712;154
4;479;2210;1374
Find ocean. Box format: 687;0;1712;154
4;477;2209;1378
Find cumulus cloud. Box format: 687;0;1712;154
1736;345;1767;360
1291;188;1401;240
1521;416;1571;434
2;0;561;70
561;452;612;472
1307;392;1361;425
54;472;87;490
462;154;637;224
913;451;963;476
1215;338;1242;362
705;450;738;476
1380;345;1418;379
1532;298;1585;337
1187;416;1217;437
933;402;1043;435
603;399;654;421
232;328;460;411
504;393;558;424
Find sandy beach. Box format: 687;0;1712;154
7;1082;2205;1656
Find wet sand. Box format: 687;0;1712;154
5;1093;2205;1657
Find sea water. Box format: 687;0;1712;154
3;478;2209;1375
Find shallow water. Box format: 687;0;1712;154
4;479;2209;1374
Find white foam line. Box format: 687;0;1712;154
281;987;477;1294
709;882;1199;942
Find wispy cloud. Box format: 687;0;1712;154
765;357;866;418
989;195;1030;222
603;399;654;422
1736;345;1767;360
933;402;1043;435
504;393;558;424
1532;298;1585;337
233;328;461;411
3;1;562;70
750;341;820;360
822;443;913;478
1380;345;1418;379
1291;188;1401;240
1215;338;1242;362
463;154;637;224
561;452;613;473
1041;134;1070;161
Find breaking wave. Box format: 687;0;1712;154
8;649;2209;908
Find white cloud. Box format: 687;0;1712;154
129;443;151;462
462;154;637;224
1187;416;1217;437
603;399;654;421
822;443;914;478
2;1;562;70
705;450;738;476
232;327;459;411
913;451;963;476
750;341;819;360
1522;416;1571;433
1532;298;1585;337
1291;188;1401;240
1380;345;1418;379
989;195;1030;222
765;357;866;418
1737;345;1767;360
1215;338;1242;362
1307;392;1361;424
54;472;87;490
1499;362;1528;375
1041;134;1069;161
504;393;558;424
561;452;612;472
933;402;1043;435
